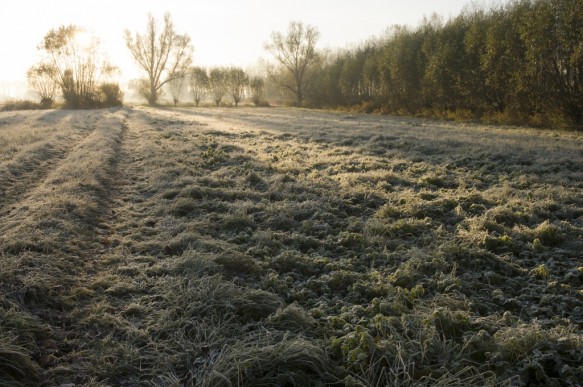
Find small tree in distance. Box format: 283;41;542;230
209;67;227;106
125;13;193;106
27;63;58;107
264;21;321;106
168;72;187;106
227;67;249;106
189;67;208;106
249;77;265;106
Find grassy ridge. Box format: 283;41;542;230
0;108;127;385
0;107;581;386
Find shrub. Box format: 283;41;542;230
40;97;54;108
534;220;564;246
249;77;265;106
62;82;123;109
0;336;40;386
97;83;124;107
0;100;45;111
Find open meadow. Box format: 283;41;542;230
1;106;582;386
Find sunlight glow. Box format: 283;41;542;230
73;31;94;50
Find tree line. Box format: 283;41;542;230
25;0;581;129
26;14;273;109
156;66;266;107
307;0;583;128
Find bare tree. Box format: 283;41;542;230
264;21;321;106
189;66;208;106
209;67;227;106
27;63;58;107
227;67;249;106
125;13;193;106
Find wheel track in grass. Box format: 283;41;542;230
45;107;182;385
0;108;131;385
0;110;123;253
0;109;101;218
43;107;131;385
59;106;246;385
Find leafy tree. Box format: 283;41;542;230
478;6;525;115
209;67;227;106
27;63;57;107
309;54;345;107
249;77;265;106
125;13;193;106
338;53;360;103
226;67;249;106
361;50;382;101
189;66;208;106
38;25;117;108
422;15;477;112
288;0;582;127
518;0;583;124
461;8;492;113
264;21;321;106
379;25;426;113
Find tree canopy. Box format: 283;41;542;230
308;0;583;128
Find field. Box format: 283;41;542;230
1;106;582;386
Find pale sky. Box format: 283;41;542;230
0;0;502;83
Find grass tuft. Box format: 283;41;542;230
199;333;338;387
0;336;40;386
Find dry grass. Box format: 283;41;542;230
1;106;582;386
0;335;40;387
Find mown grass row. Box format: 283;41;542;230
0;108;127;386
0;110;93;212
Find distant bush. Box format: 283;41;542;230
62;82;124;109
97;83;124;107
0;100;48;111
249;77;265;106
40;97;54;108
27;64;57;108
255;100;271;107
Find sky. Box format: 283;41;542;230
0;0;502;84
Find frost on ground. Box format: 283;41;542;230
0;106;582;386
